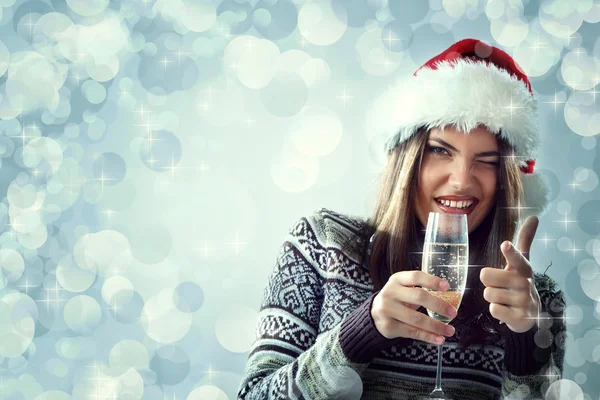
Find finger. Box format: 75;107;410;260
515;216;539;261
390;319;448;345
500;241;534;278
385;309;455;344
401;307;456;338
391;270;450;291
374;300;454;343
483;287;529;308
396;287;458;320
480;268;531;291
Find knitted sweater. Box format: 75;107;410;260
237;208;566;399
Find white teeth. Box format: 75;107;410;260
437;199;474;209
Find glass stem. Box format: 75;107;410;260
434;343;443;391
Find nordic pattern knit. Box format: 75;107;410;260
237;209;566;399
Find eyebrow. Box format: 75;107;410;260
429;138;500;157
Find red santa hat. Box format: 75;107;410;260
384;38;549;217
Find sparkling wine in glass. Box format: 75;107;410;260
421;212;469;400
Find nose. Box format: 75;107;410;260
448;159;474;191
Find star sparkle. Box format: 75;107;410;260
172;48;190;67
16;276;36;295
528;35;547;56
337;86;354;107
95;165;116;193
101;208;116;220
382;29;402;49
225;232;247;254
571;47;586;60
35;280;67;312
204;364;218;381
542;91;566;116
553;214;577;233
502;95;524;120
21;13;39;38
193;241;214;259
64;172;87;199
159;55;173;70
500;196;535;223
533;232;556;250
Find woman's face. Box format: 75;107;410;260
414;125;500;234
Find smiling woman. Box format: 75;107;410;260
238;38;566;400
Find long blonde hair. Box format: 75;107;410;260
365;126;524;346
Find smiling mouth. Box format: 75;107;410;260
434;198;478;215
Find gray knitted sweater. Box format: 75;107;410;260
237;208;566;399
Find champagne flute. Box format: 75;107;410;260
421;212;469;400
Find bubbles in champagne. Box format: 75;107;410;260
421;243;469;321
428;291;463;322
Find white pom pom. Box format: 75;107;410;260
521;172;550;218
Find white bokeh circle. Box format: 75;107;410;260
556;236;572;252
195;80;246;127
593;238;600;265
215;306;257;353
290;106;343;157
298;1;347;46
182;1;216;33
108;339;150;372
564;304;583;325
355;26;406;76
0;293;36;358
581;136;596;150
561;49;598;91
72;230;133;277
513;32;562;78
574;372;587;385
577;258;599;281
540;4;584;38
56;253;97;293
545;379;584;400
276;51;331;88
574;167;598;192
140;288;192;344
580;260;600;300
0;40;9;77
63;295;102;335
490;17;529;48
101;275;134;305
564;91;600;137
81;79;106;105
187;385;228;400
34;390;73;400
66;0;108;16
556;200;571;215
54;336;96;361
271;140;319;193
223;36;280;90
0;248;25;287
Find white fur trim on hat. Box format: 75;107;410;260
383;59;539;168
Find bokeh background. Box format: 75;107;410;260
0;0;598;398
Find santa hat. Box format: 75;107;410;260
384;38;549;218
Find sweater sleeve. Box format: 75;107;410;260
237;213;399;399
500;273;566;399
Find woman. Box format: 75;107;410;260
237;38;565;399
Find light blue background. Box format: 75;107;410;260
0;0;598;398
